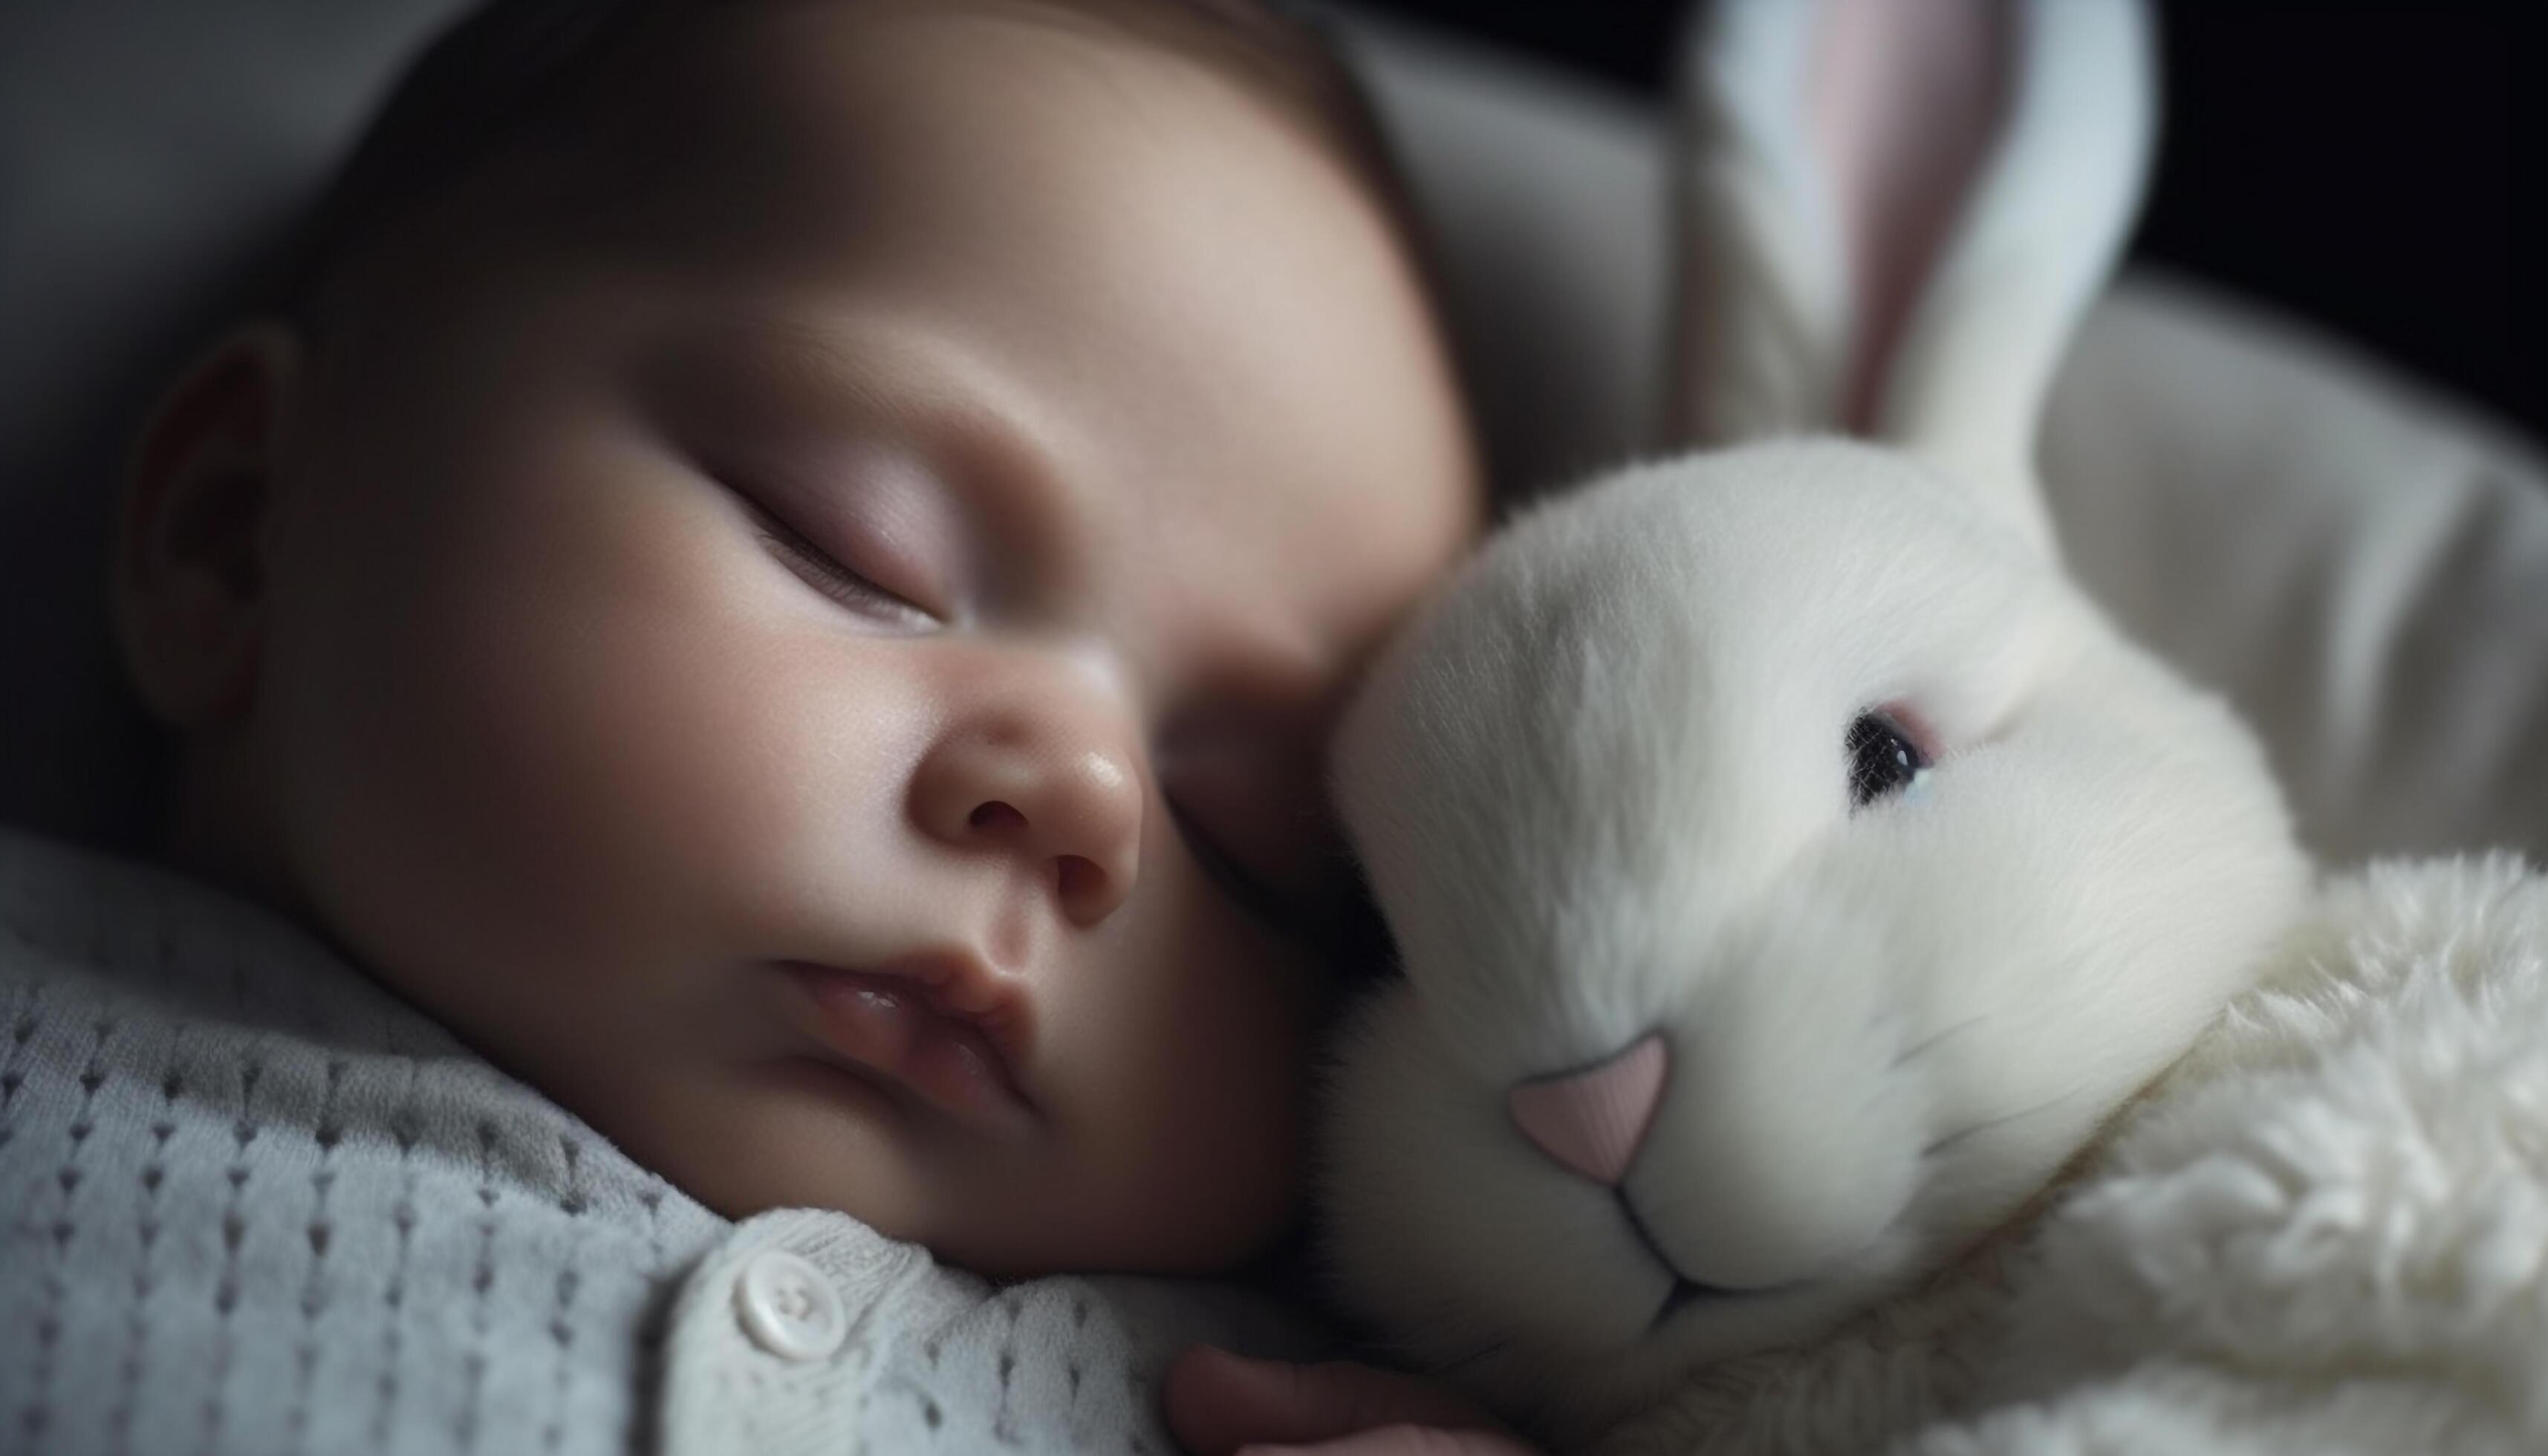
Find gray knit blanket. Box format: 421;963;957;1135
0;828;1325;1455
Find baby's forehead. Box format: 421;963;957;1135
309;0;1479;689
469;4;1353;298
293;0;1405;330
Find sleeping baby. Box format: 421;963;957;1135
0;0;1484;1449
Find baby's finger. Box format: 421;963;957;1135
1164;1345;1509;1454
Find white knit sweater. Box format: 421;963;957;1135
0;828;1325;1455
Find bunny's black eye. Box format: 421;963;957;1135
1845;712;1928;808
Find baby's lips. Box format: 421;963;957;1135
779;961;1039;1138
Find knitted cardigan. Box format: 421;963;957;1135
0;828;1323;1455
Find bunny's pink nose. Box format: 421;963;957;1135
1507;1033;1670;1185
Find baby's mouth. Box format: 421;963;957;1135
776;959;1038;1137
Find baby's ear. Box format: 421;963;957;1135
113;322;302;727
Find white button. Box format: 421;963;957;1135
733;1249;848;1362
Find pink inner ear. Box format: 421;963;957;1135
1809;0;2013;435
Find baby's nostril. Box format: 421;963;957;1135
1509;1033;1671;1186
1053;854;1103;906
969;801;1027;833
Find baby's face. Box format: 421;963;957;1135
224;1;1475;1273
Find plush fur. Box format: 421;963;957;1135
1313;0;2538;1450
1599;856;2548;1455
1323;443;2310;1434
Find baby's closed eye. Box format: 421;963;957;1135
736;488;939;630
1158;720;1358;948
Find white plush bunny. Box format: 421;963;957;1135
1322;0;2318;1444
1322;0;2548;1451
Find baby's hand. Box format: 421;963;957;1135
1165;1345;1541;1455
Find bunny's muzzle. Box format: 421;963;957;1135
1511;1024;1914;1309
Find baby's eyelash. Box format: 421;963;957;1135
1166;800;1295;932
747;506;933;626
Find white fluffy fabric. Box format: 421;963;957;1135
1600;855;2548;1455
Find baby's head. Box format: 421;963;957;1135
111;0;1478;1276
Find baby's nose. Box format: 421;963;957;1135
1508;1033;1670;1186
911;718;1145;927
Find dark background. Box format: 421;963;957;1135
1351;0;2547;441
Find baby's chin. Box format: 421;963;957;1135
576;1047;1298;1279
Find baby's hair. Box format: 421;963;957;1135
276;0;1431;330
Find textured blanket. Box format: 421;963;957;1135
0;828;1326;1455
1602;855;2548;1456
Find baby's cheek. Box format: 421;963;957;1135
1057;886;1327;1270
272;443;900;1039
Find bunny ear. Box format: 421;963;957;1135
1668;0;2156;553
